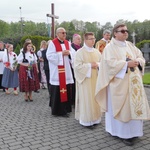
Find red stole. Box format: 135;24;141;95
53;38;69;102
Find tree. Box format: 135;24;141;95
58;21;70;30
0;19;150;50
102;22;113;31
67;22;76;41
0;20;10;38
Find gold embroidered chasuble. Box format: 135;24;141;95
95;37;150;122
95;39;110;53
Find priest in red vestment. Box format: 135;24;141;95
46;27;74;117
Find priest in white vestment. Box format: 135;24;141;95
74;32;102;127
95;23;150;146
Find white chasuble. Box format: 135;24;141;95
74;46;101;126
95;37;150;122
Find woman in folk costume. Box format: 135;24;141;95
37;40;47;89
17;42;40;101
95;23;150;146
2;44;19;95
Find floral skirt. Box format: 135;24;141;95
19;64;40;92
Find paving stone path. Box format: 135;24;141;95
0;88;150;150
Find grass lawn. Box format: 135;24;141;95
143;72;150;85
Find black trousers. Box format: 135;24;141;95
0;74;4;89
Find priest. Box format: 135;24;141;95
0;41;7;91
46;27;74;117
95;23;150;146
70;33;82;107
74;32;101;127
95;29;111;53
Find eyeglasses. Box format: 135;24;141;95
87;38;96;40
116;30;129;34
59;32;67;35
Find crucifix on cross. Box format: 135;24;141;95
46;3;59;39
131;31;137;45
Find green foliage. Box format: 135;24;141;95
20;35;51;52
136;40;150;49
143;73;150;85
66;22;76;41
58;21;70;30
102;22;113;31
0;19;150;51
14;44;21;55
0;20;10;38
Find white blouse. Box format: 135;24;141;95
17;51;37;64
3;52;18;69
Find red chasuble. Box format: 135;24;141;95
53;38;69;102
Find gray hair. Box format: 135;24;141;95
103;30;111;35
56;27;66;34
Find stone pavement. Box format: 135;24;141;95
0;88;150;150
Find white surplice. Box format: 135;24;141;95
0;49;7;74
46;40;74;85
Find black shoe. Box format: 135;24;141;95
122;138;134;146
85;125;95;129
28;96;33;102
61;114;69;118
132;136;138;140
93;123;99;127
34;90;40;93
3;88;5;92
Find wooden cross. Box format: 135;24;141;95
46;3;59;39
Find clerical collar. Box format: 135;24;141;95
57;38;64;44
0;48;4;51
117;40;126;46
83;43;94;52
113;37;127;47
102;38;109;44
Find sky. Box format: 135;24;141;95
0;0;150;26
